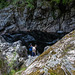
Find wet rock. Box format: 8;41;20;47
44;46;50;51
2;31;66;54
21;35;35;43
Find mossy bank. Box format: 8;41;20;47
22;30;75;75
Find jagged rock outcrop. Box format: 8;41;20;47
2;31;66;54
0;0;75;75
0;37;28;74
22;30;75;75
0;0;75;35
24;55;38;67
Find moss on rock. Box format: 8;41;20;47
48;66;65;75
22;30;75;75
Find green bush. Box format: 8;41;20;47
0;0;9;9
26;0;35;9
51;0;72;4
9;67;26;75
9;69;16;75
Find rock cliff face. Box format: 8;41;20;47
0;37;28;74
22;30;75;75
0;0;75;54
0;0;75;75
2;31;66;53
0;0;75;35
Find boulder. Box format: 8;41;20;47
22;30;75;75
0;39;28;74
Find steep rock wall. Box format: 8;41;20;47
22;30;75;75
0;0;75;35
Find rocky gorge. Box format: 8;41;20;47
0;0;75;75
0;0;75;34
22;29;75;75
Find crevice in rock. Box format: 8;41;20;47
2;30;68;54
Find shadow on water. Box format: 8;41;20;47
2;30;68;54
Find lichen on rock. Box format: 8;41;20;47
22;30;75;75
0;38;28;74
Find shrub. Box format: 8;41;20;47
51;0;72;4
0;0;9;9
26;0;35;9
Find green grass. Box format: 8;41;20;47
9;69;16;75
51;73;57;75
26;0;35;9
0;0;35;9
9;67;26;75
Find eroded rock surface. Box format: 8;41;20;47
0;0;75;75
22;30;75;75
24;55;38;67
0;37;28;74
0;0;75;35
